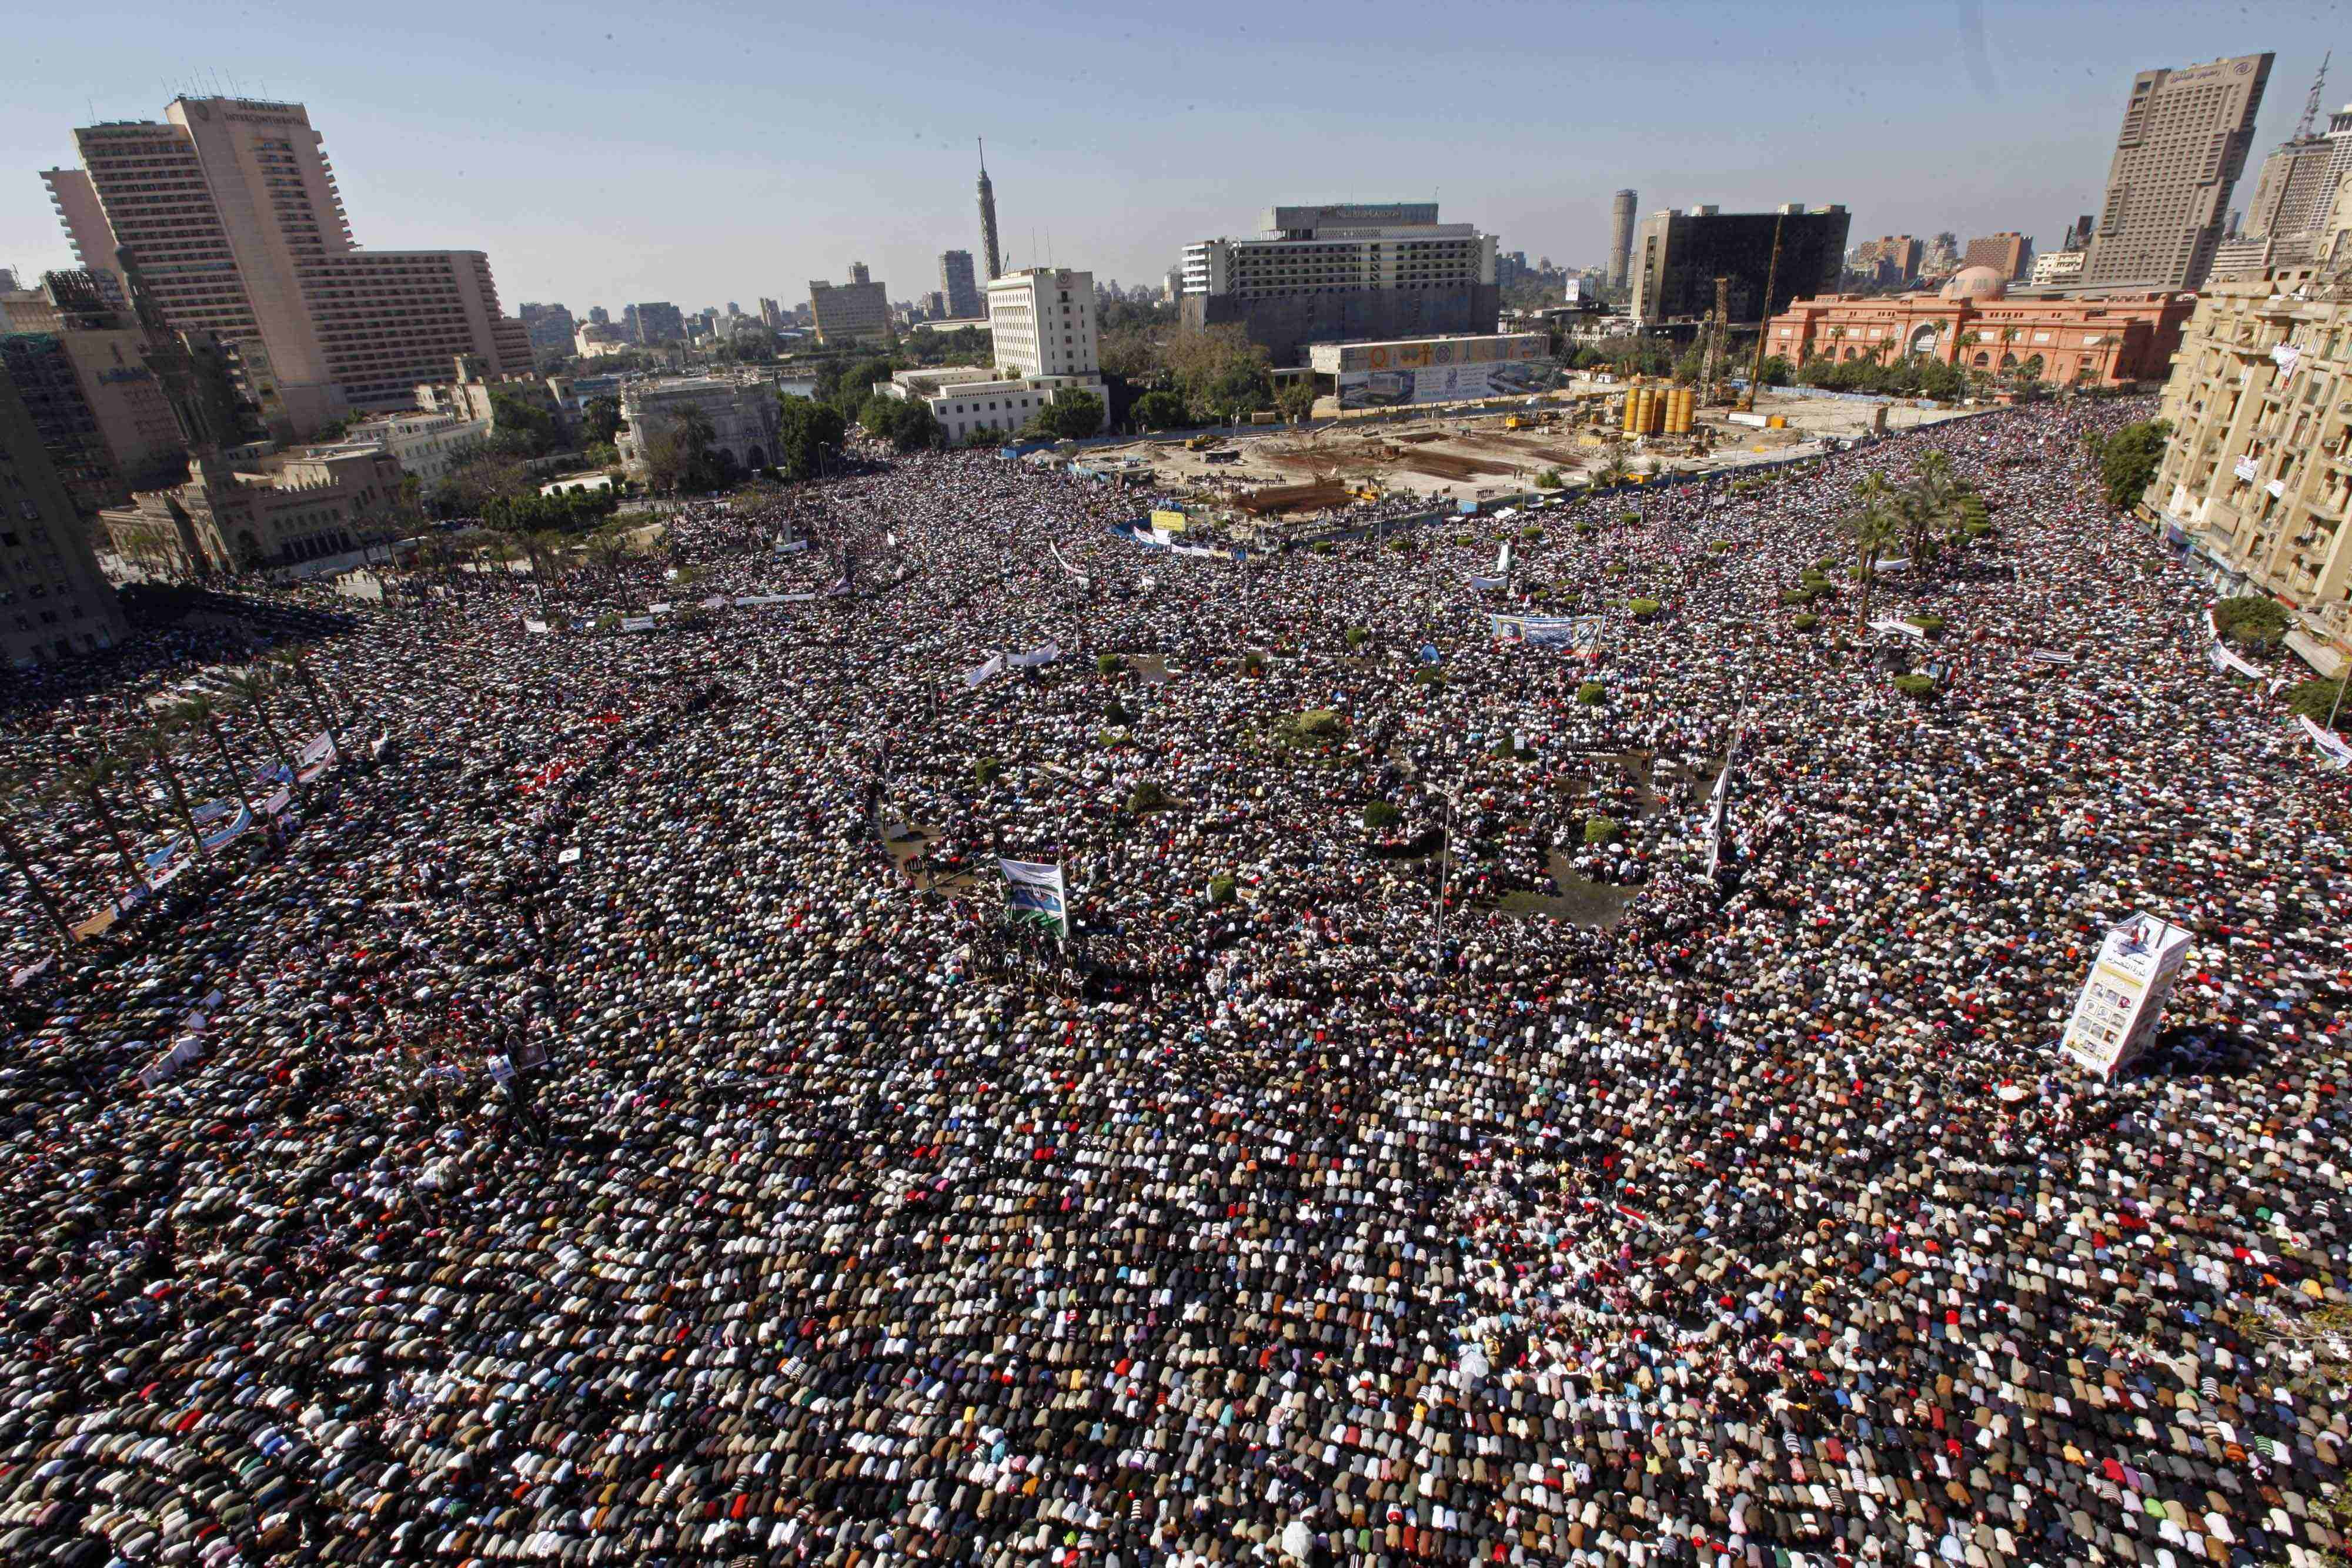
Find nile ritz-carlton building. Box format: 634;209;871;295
1763;266;2195;388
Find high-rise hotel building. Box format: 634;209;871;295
2081;54;2273;292
41;97;532;436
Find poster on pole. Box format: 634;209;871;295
2057;913;2194;1081
998;857;1070;940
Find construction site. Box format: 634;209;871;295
1091;375;1973;531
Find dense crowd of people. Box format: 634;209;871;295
0;398;2344;1568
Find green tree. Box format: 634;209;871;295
486;387;562;457
1274;380;1318;423
433;452;536;519
1843;472;1904;633
582;396;623;447
52;751;148;897
644;404;731;493
1098;326;1165;382
859;394;945;453
2213;594;2290;648
1162;325;1271;422
775;395;849;482
1045;389;1105;440
0;770;74;949
1131;390;1190;431
1899;449;1968;571
2090;420;2170;511
2286;676;2348;731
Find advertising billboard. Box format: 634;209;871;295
1337;359;1561;409
2058;914;2193;1080
1325;334;1549;374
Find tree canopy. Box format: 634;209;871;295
581;396;623;447
485;388;563;457
1131;390;1190;431
643;404;738;493
480;486;621;534
1043;389;1104;440
860;394;946;452
774;396;849;482
1161;325;1272;423
2090;420;2169;511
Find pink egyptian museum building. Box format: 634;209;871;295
1763;266;2196;388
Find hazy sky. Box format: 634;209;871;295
3;1;2345;315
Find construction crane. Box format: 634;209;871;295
1698;276;1731;405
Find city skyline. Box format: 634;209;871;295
3;1;2345;313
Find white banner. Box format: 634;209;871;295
998;857;1070;939
297;732;337;783
1050;543;1091;586
2059;914;2193;1081
2300;714;2352;768
138;1035;208;1089
777;538;811;555
1008;640;1060;669
1466;574;1508;591
964;652;1006;689
1488;613;1601;649
1496;540;1514;579
1706;710;1745;879
2208;640;2263;679
524;618;552;634
620;616;657;633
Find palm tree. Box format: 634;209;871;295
270;649;346;765
175;697;258;823
52;751;148;899
1843;472;1904;634
129;719;208;861
0;769;75;950
222;668;300;785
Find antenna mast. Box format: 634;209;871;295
2299;52;2331;141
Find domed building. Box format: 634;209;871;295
1938;265;2009;302
1763;270;2194;391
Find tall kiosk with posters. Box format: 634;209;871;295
2058;913;2194;1081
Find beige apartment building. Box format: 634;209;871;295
2147;267;2352;677
41;97;530;436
